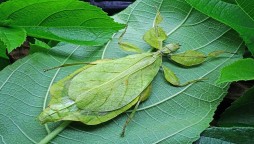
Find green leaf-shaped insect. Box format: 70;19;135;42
39;53;162;123
39;11;235;138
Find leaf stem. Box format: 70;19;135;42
38;121;71;144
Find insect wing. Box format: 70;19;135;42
38;63;99;124
71;53;161;111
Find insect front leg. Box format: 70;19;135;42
168;50;237;67
118;25;143;53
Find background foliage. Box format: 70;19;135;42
0;0;253;143
0;0;124;58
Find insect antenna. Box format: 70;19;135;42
43;62;95;72
118;24;128;44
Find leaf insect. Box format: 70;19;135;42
39;11;235;137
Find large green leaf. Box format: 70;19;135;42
185;0;254;55
196;86;254;143
0;26;26;53
197;127;254;144
217;58;254;83
0;42;8;59
236;0;254;21
218;86;254;127
0;56;9;70
0;0;124;46
0;0;244;143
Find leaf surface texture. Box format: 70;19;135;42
0;0;124;46
0;0;244;143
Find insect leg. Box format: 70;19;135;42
43;62;93;72
208;50;237;57
43;59;111;72
118;25;143;53
177;78;207;87
168;50;237;67
120;84;152;137
120;95;142;137
118;24;128;44
162;65;206;87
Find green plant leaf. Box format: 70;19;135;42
185;0;254;55
236;0;254;21
0;0;124;46
31;39;51;50
222;0;236;4
217;58;254;84
218;86;254;127
196;86;254;143
0;26;26;53
0;20;12;27
0;56;9;70
197;127;254;144
0;42;8;59
0;0;244;143
30;39;51;54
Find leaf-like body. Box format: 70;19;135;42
143;27;167;49
155;12;163;26
170;50;206;66
162;65;180;86
162;43;180;54
39;53;162;125
208;50;228;57
39;62;140;125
